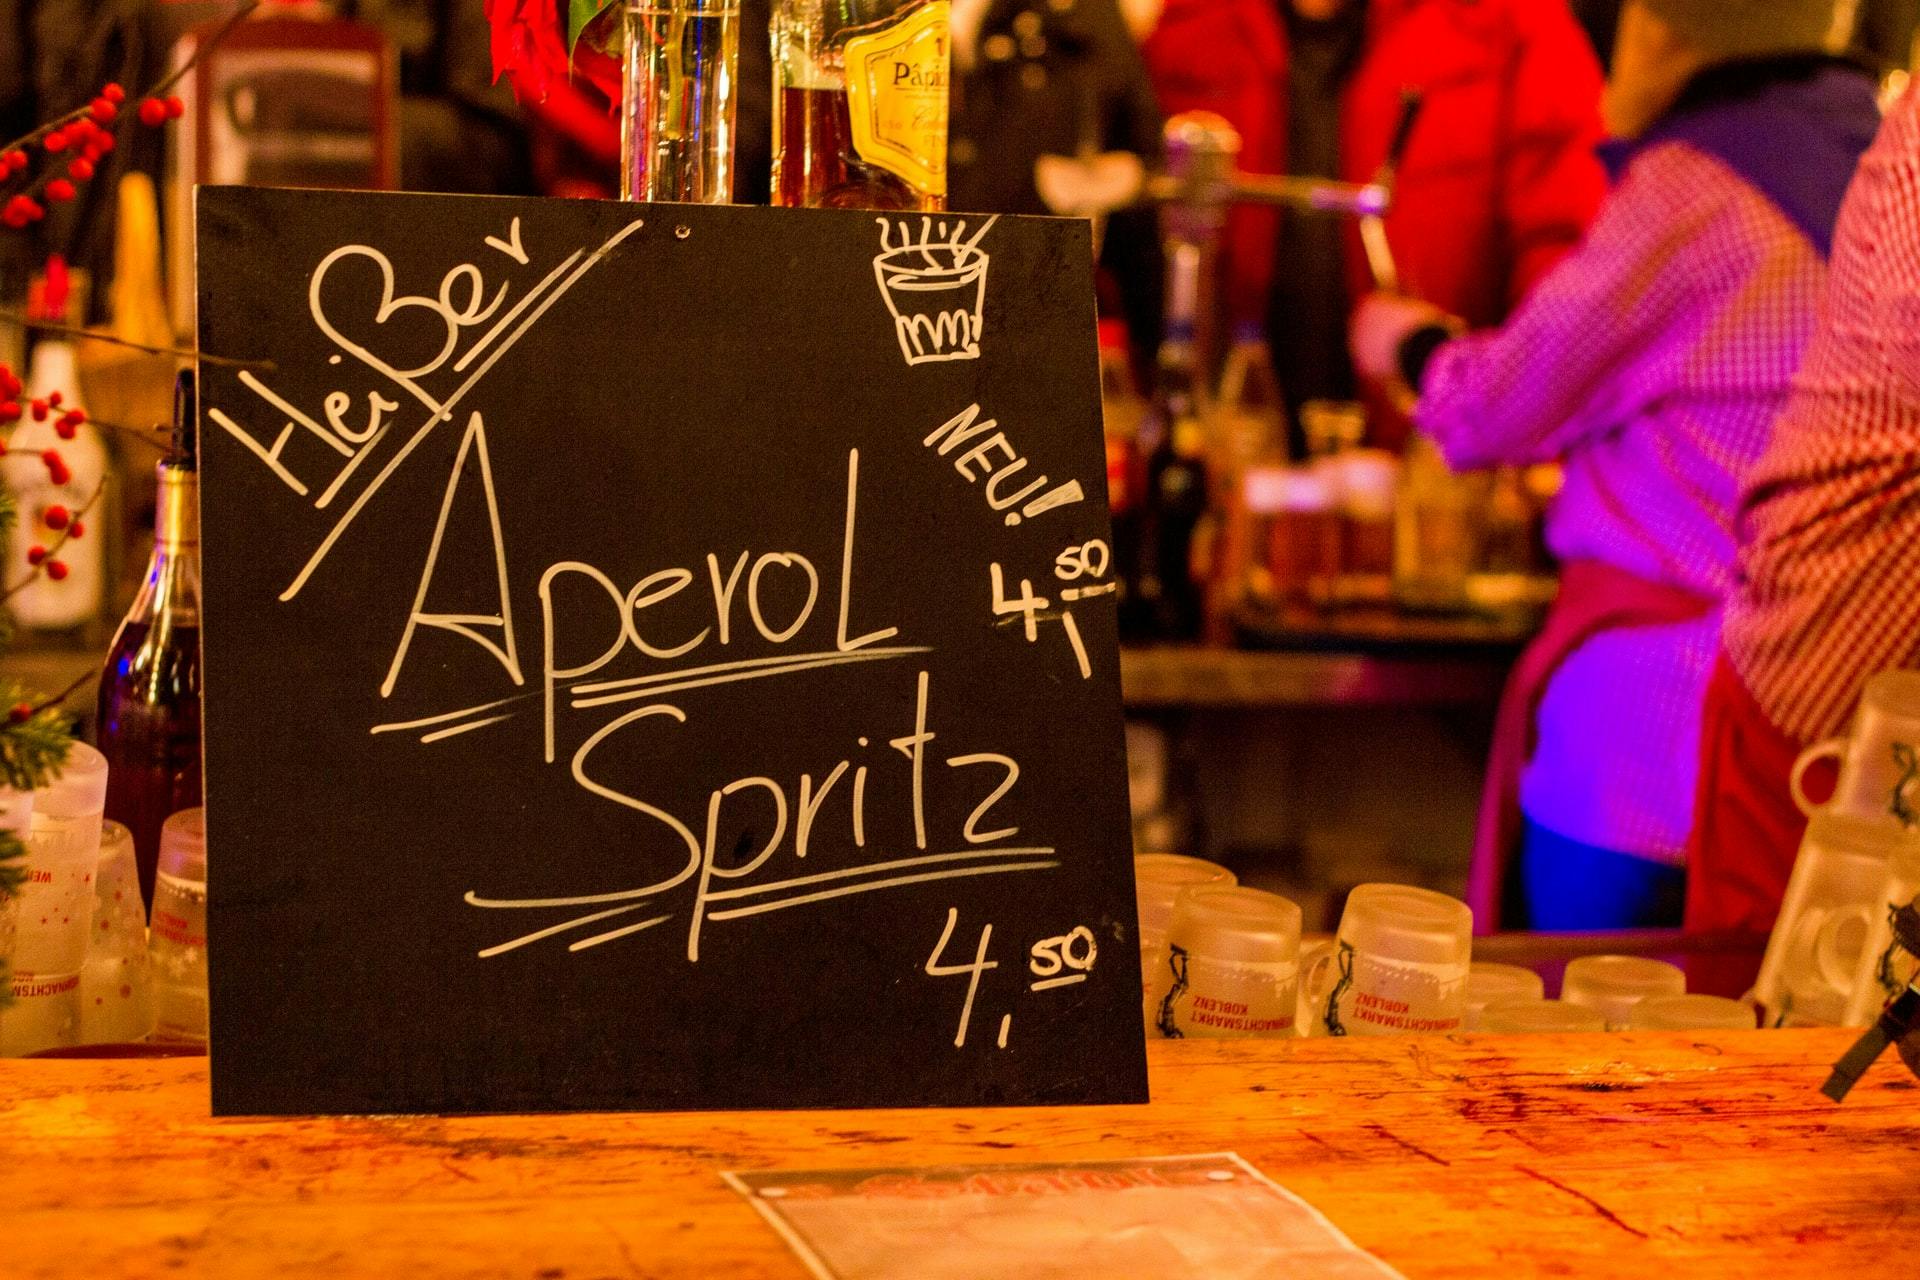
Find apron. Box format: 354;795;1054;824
1466;560;1715;933
1681;652;1811;995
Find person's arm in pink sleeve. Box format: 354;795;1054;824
1415;147;1714;471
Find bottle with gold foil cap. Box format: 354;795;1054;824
97;371;202;911
772;0;950;210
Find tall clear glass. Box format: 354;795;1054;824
621;0;740;203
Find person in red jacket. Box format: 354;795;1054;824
1141;0;1608;447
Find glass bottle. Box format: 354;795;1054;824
771;0;950;210
1123;242;1211;641
1215;324;1285;477
97;372;201;910
1100;318;1144;617
1392;432;1478;612
4;274;109;637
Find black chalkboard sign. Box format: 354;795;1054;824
195;187;1148;1115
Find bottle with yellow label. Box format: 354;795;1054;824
771;0;950;210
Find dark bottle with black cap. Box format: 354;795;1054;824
97;371;201;911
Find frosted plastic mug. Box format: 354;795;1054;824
80;822;154;1044
14;742;109;975
0;969;80;1055
1561;955;1685;1030
1477;998;1606;1034
1754;812;1907;1027
1136;854;1236;1034
1622;994;1756;1031
0;787;29;987
1299;884;1473;1036
149;808;207;1044
1465;962;1547;1030
1791;670;1920;823
1160;886;1303;1038
1842;832;1920;1026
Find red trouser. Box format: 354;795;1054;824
1683;653;1812;994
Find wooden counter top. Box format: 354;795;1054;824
2;1030;1910;1278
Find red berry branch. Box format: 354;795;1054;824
0;2;259;229
0;473;104;606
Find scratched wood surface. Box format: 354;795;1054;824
0;1030;1911;1278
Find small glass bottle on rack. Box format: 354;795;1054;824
1124;242;1212;642
97;372;201;910
771;0;950;210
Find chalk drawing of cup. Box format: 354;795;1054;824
872;216;997;366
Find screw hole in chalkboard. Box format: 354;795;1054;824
675;225;691;240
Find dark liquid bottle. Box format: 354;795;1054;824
774;85;925;210
98;372;201;910
770;0;948;212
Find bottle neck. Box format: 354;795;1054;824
131;464;200;626
156;463;198;554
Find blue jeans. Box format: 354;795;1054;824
1518;819;1686;931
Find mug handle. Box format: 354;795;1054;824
1814;904;1876;994
1790;738;1848;817
1296;942;1335;1037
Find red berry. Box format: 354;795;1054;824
48;464;69;486
102;83;125;105
3;148;22;169
67;158;93;181
0;209;23;230
67;519;84;540
46;391;60;408
89;98;117;124
9;703;33;724
164;95;185;120
45;178;75;203
19;197;42;222
0;369;14;397
54;421;75;441
137;99;168;127
39;449;61;466
25;545;45;566
92;132;115;155
45;560;68;582
29;399;47;421
42;505;69;531
0;402;18;424
57;409;83;427
43;128;67;152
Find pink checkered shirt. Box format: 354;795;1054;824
1419;140;1833;862
1725;87;1920;743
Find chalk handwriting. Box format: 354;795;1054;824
923;404;1085;527
874;216;996;366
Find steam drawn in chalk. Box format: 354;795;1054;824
874;214;997;366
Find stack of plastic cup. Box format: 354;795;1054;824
1464;962;1546;1031
149;808;208;1044
1299;884;1474;1037
1560;955;1686;1030
79;822;155;1045
1842;833;1920;1026
1753;812;1908;1027
1135;854;1235;1035
1620;994;1756;1031
1477;998;1607;1034
1161;885;1303;1038
0;744;108;1056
